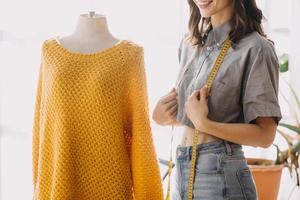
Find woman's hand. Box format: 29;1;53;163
153;88;179;126
185;85;209;129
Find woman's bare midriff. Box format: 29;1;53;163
180;125;222;147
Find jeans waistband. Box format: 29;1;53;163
176;140;242;158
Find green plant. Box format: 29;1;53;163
274;54;300;186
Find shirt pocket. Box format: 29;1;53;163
208;79;240;121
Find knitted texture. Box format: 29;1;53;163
32;38;163;200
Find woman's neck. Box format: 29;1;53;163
210;3;234;27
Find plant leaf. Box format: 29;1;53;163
292;140;300;153
279;123;300;134
279;88;300;126
273;144;282;164
278;75;300;126
287;81;300;116
279;54;289;72
277;128;294;146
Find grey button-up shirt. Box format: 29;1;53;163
175;20;282;128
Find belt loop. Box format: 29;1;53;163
188;146;192;161
176;146;181;158
224;140;232;156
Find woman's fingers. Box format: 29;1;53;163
165;87;176;96
169;104;178;115
167;107;178;121
160;91;178;104
170;110;178;119
164;98;178;110
153;88;179;125
189;90;200;101
165;100;178;120
200;85;208;104
188;85;209;101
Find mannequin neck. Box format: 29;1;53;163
71;14;112;40
56;13;120;54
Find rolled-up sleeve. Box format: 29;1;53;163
242;45;282;124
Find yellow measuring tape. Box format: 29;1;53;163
164;38;231;200
187;38;231;200
165;125;175;200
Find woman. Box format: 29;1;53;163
153;0;282;199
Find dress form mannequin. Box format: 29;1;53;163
56;12;120;54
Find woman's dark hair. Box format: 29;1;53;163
187;0;267;46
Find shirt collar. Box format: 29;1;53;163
205;19;232;47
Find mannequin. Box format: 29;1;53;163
33;9;164;199
56;12;120;54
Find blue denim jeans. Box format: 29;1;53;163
172;140;258;200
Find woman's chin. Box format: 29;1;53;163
200;11;213;18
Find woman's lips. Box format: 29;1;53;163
196;0;213;9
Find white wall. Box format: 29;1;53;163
264;0;300;199
291;0;300;93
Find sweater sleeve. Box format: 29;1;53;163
32;60;43;188
125;47;163;200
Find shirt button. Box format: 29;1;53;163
206;46;211;51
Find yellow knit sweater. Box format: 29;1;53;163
32;38;163;200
